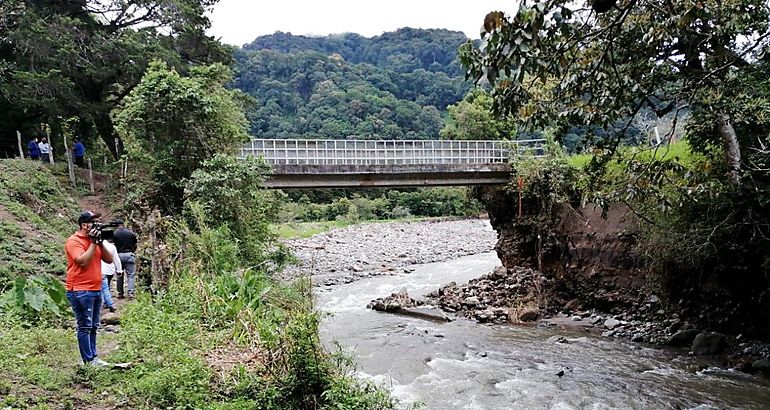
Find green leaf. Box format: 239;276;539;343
24;286;46;312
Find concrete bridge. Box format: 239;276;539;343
239;138;545;188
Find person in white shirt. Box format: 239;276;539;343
100;238;122;312
38;137;51;163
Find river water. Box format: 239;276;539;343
316;251;770;409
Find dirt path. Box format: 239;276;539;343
75;170;115;219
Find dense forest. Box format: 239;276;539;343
232;29;472;140
243;28;468;76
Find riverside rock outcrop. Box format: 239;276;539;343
425;266;548;323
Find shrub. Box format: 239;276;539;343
509;152;584;215
184;154;283;267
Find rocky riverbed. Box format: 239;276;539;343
422;263;770;376
282;218;770;377
279;218;497;286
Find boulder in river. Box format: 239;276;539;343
690;332;728;355
367;288;423;312
367;289;452;322
603;318;620;330
665;329;700;347
397;306;452;323
518;307;540;322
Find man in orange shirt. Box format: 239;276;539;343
65;211;114;366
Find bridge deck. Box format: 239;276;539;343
239;138;544;188
265;163;512;188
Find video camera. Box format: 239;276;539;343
90;221;122;241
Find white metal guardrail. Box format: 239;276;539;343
240;139;545;165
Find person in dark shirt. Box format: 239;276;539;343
113;220;138;298
28;137;41;160
73;138;86;168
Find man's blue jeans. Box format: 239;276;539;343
66;290;102;363
117;252;136;297
101;275;114;309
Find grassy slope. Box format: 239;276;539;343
0;160;81;290
0;159;115;408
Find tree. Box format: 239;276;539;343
461;0;770;186
440;89;516;140
115;61;248;211
0;0;230;158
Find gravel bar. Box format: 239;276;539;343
279;218;497;286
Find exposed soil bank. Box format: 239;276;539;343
470;186;770;375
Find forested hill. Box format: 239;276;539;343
242;28;468;76
232;28;472;140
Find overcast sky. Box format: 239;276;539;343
207;0;517;47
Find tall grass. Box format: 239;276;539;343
568;141;698;170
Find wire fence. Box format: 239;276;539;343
239;139;545;165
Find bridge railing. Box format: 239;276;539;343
240;139;545;165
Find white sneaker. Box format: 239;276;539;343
90;358;112;368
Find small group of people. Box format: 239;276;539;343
26;136;86;167
64;210;137;367
26;136;51;163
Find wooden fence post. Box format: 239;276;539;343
87;158;95;193
46;128;55;165
16;131;24;159
63;135;75;187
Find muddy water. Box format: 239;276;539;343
316;252;770;409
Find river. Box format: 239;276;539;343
315;251;770;409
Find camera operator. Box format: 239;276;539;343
113;219;137;299
65;210;114;367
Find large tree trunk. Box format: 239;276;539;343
719;115;741;187
94;114;119;159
